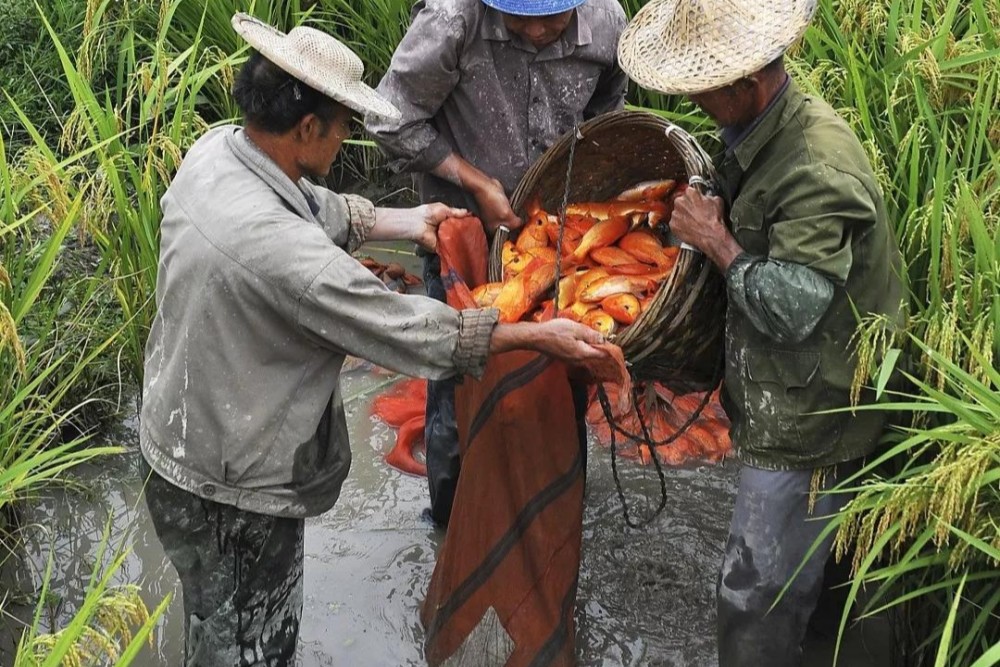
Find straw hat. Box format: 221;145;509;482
481;0;587;17
618;0;817;95
231;13;400;119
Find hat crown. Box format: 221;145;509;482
230;12;400;119
285;26;364;84
618;0;817;95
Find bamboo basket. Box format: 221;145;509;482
491;110;726;392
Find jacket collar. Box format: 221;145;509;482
226;128;318;223
480;7;590;57
725;78;807;172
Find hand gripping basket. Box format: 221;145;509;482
491;110;727;392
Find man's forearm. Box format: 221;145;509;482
368;207;422;244
431;153;490;197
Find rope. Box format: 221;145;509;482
597;350;725;529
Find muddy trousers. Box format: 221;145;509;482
142;461;304;667
422;253;590;527
717;461;859;667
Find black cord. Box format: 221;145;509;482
598;350;725;529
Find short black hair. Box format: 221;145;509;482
233;51;343;134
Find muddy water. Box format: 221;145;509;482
11;381;739;666
6;244;886;666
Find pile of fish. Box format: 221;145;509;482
358;256;423;294
471;179;689;336
587;382;732;466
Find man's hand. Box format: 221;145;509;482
471;177;523;234
490;319;607;364
412;203;470;253
671;188;744;273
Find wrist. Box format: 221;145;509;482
489;322;538;354
705;227;744;273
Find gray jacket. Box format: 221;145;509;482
367;0;627;208
140;126;497;518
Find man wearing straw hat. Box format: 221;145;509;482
139;13;610;666
618;1;903;665
367;0;628;528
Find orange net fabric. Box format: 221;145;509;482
587;383;732;466
371;378;428;477
421;217;625;666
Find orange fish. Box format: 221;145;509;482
471;282;504;307
601;293;641;325
525;246;558;264
570;215;630;263
582;310;617;337
492;258;557;323
515;217;550;252
504;252;533;279
590;246;639;267
542;220;583;248
617;231;664;262
555;272;583;310
558;300;599;322
564;214;598;235
566;199;670;222
574;267;612;300
615;179;677;202
578;275;658;303
609;262;658;276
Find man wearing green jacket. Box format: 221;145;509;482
618;1;904;665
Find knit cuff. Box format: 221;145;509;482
343;194;377;253
454;308;499;379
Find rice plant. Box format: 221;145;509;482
11;522;169;667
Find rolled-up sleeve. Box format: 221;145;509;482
296;252;497;379
726;252;835;344
365;3;465;174
298;182;377;253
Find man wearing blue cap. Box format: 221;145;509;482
367;0;627;528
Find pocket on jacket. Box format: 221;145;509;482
744;347;844;452
728;199;768;256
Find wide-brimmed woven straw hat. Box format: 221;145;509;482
481;0;587;17
231;13;400;119
618;0;817;95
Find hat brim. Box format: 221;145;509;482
618;0;817;95
481;0;587;17
231;14;401;120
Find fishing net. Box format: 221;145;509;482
371;377;427;477
421;216;630;667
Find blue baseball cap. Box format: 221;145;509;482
481;0;587;17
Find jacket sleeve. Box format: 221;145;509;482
296;251;498;380
725;253;835;344
299;180;377;254
583;59;628;120
583;11;628;120
364;2;465;174
726;163;877;343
